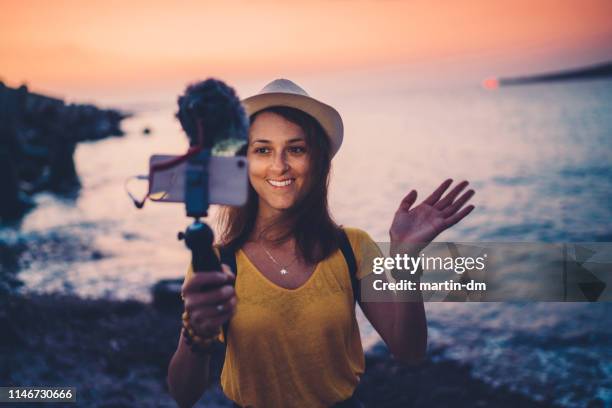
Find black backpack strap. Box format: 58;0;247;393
338;229;359;304
218;246;237;342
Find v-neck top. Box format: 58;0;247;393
185;227;382;408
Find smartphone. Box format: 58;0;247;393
148;155;248;206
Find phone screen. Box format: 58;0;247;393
148;155;248;206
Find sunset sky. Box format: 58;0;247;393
2;0;612;102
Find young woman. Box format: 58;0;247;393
167;79;475;408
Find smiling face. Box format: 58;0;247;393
248;111;311;219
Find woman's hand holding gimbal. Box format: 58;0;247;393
182;265;237;339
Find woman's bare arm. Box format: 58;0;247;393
359;277;427;365
167;266;236;407
361;179;475;364
167;331;212;408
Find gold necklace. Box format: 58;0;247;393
260;242;298;275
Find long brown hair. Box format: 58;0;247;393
216;106;341;264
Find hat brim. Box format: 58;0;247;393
242;92;343;157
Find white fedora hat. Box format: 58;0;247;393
242;79;344;157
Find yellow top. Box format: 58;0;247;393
185;227;382;408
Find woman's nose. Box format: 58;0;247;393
270;151;289;173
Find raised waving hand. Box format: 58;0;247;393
389;179;475;253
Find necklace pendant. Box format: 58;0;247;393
280;268;288;275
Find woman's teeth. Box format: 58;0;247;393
267;179;294;187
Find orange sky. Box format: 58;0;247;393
2;0;612;99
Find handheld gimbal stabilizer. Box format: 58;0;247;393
177;79;249;271
128;78;248;291
175;79;249;275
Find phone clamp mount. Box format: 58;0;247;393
177;147;221;272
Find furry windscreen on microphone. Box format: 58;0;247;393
176;79;248;153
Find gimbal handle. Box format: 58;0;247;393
179;219;221;272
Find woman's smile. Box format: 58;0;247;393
266;178;296;188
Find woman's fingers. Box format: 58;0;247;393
187;294;237;337
214;295;237;316
443;205;475;228
190;295;237;318
221;263;235;279
441;189;475;217
181;264;238;338
183;271;234;295
184;285;235;311
423;179;453;205
399;190;418;211
435;180;469;210
190;310;231;335
190;296;236;325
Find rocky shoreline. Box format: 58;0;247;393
0;293;559;408
0;82;127;221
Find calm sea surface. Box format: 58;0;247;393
3;77;612;406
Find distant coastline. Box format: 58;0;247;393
499;61;612;86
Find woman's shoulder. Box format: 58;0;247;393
340;226;379;252
341;226;374;242
340;226;382;279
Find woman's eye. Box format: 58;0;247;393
288;146;306;154
253;147;271;154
